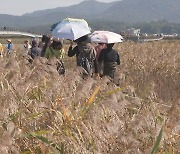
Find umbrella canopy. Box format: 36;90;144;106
90;31;123;43
52;18;91;40
51;22;60;31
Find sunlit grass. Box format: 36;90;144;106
0;40;179;153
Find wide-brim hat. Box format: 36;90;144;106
7;39;12;42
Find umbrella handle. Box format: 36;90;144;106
70;41;73;46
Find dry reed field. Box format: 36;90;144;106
0;40;179;153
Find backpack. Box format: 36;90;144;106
80;55;91;73
49;47;65;75
77;42;96;74
56;60;65;75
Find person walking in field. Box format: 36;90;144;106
22;40;31;56
6;39;13;55
95;43;107;60
68;35;98;76
0;42;3;58
95;43;107;75
45;38;65;74
98;43;120;79
45;38;65;60
29;40;42;59
39;35;52;57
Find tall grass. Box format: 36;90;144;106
0;40;179;153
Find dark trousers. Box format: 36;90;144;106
103;62;117;79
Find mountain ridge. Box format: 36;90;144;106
23;0;118;17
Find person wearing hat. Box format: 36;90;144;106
7;39;13;55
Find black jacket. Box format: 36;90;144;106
30;47;42;59
98;47;120;65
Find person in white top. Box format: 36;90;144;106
22;40;31;56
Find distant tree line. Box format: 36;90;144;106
1;20;180;35
89;20;180;35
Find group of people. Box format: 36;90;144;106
67;35;120;79
69;35;120;79
1;34;120;79
24;35;64;61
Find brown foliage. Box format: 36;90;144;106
0;40;179;153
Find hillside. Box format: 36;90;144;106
101;0;180;22
23;0;117;17
0;0;115;29
20;0;180;23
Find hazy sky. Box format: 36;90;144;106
0;0;117;15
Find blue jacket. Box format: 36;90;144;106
8;43;13;51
